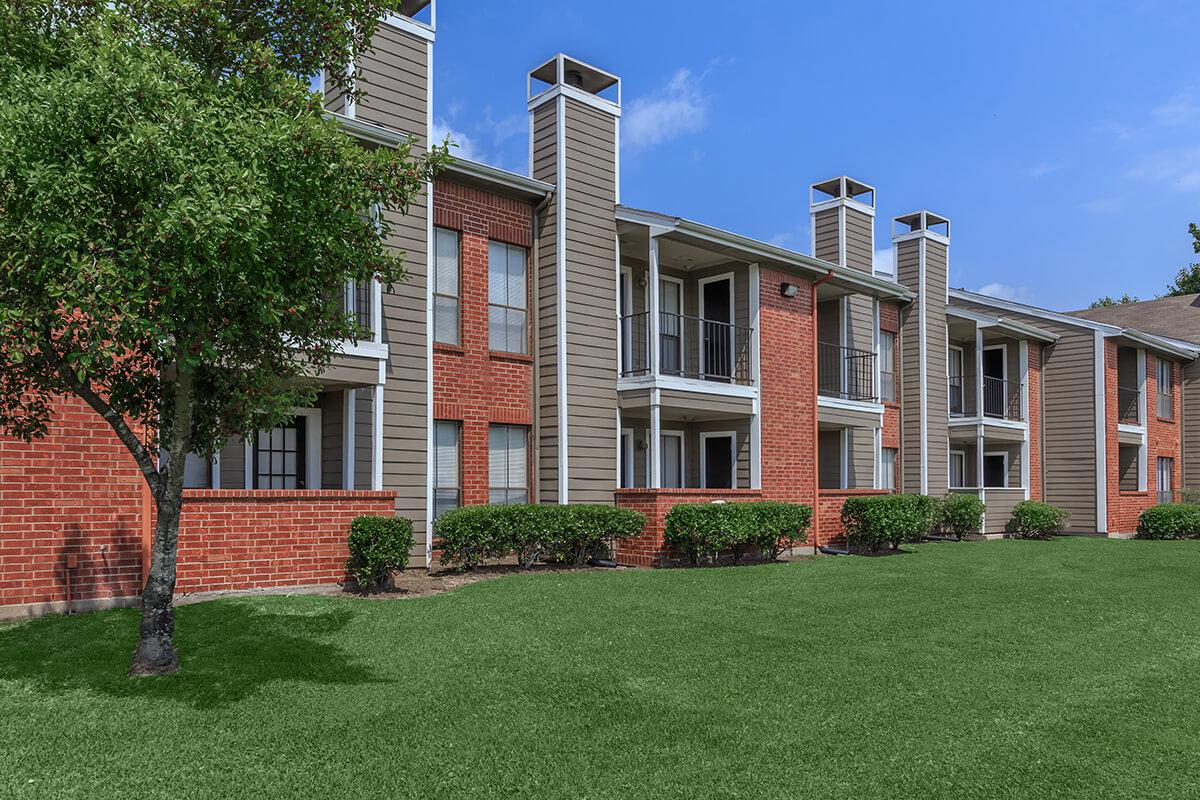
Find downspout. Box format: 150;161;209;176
530;190;555;501
812;270;834;552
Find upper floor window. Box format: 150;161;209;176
879;330;896;403
1157;358;1174;420
433;227;460;346
488;241;528;354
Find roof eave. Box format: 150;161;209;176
442;157;555;200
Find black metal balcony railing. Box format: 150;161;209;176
817;342;876;402
983;376;1023;421
1118;386;1141;424
618;312;753;386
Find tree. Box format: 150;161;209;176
1089;294;1140;308
1162;224;1200;296
0;1;448;675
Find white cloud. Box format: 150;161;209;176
1151;92;1200;127
977;282;1031;303
432;118;485;163
1081;196;1124;214
1025;161;1066;179
1128;145;1200;193
873;247;895;275
623;69;710;150
767;232;796;248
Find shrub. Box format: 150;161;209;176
663;501;812;565
435;504;646;570
1181;489;1200;504
841;494;939;552
1007;501;1069;539
346;516;414;592
940;493;986;539
1137;504;1200;540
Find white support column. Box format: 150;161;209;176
975;324;985;420
839;296;849;398
873;426;883;489
872;299;881;402
650;388;662;489
343;388;357;490
372;383;384;491
1137;349;1147;425
210;453;221;490
372;280;383;345
749;263;762;491
1138;439;1149;493
648;237;661;377
976;425;985;494
840;429;849;490
1020;341;1030;498
243;439;253;490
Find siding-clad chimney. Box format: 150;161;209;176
528;55;621;504
810;176;876;274
894;211;951;496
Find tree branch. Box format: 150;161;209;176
41;344;162;496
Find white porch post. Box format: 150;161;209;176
372;383;384;491
343;388;357;490
650;388;662;489
975;325;985;493
1020;341;1030;498
749;263;762;490
648;236;661;378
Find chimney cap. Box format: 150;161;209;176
398;0;433;19
893;210;950;239
811;176;875;208
530;54;620;98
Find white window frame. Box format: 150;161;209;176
660;429;685;489
983;450;1009;489
487;240;530;355
879;329;897;403
433;226;461;347
699;430;737;489
948;344;966;415
1157;358;1173;420
949;449;967;489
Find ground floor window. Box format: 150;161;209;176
254;418;306;489
661;431;684;488
489;424;529;505
881;447;897;491
949;450;966;488
1158;457;1174;505
433;420;461;518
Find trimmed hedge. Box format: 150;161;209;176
346;516;414;592
940;493;987;539
841;493;939;551
1007;500;1069;539
1137;504;1200;540
663;501;812;565
435;504;646;570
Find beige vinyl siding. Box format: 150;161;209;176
620;419;750;489
532;102;560;504
813;208;840;264
218;436;246;489
1184;361;1200;488
818;430;842;489
319;391;343;490
844;207;873;273
353;24;428;145
983;489;1024;534
817;300;840;346
897;241;922;492
847;428;875;489
561;100;618;503
923;241;950;495
952;442;978;487
954;300;1099;531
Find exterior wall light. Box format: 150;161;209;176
780;283;799;298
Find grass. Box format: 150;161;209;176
2;537;1200;799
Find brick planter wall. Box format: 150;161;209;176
613;488;764;567
176;490;396;595
816;489;890;546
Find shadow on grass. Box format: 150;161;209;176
0;599;382;709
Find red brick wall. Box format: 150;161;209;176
1028;344;1043;501
816;488;889;545
758;269;818;508
880;302;901;456
1105;343;1182;533
176;490;396;594
614;488;764;567
0;395;146;613
433;179;535;506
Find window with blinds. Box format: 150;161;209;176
1157;358;1173;420
433;420;460;518
434;227;460;346
488;424;528;505
488;241;528;354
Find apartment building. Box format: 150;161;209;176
2;1;1197;617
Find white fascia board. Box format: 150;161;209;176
335;340;390;360
380;13;436;41
527;84;621;117
810;197;876;218
817;395;886;418
950;289;1119;333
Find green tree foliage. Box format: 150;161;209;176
0;1;448;674
1089;294;1140;308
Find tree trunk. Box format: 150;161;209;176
129;369;194;677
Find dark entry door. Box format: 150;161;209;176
982;348;1005;417
702;279;732;380
704;435;734;489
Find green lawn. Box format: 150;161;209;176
3;538;1199;799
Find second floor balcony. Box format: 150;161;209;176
817;342;877;402
950;375;1024;421
619;311;753;386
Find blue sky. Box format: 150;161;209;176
429;1;1199;310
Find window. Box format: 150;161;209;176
983;452;1008;488
255;419;306;489
434;227;460;346
488;241;528;354
1157;358;1174;419
661;431;684;488
949;451;966;489
433;421;461;518
881;448;897;491
879;331;896;403
488;424;528;504
1158;457;1174;505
